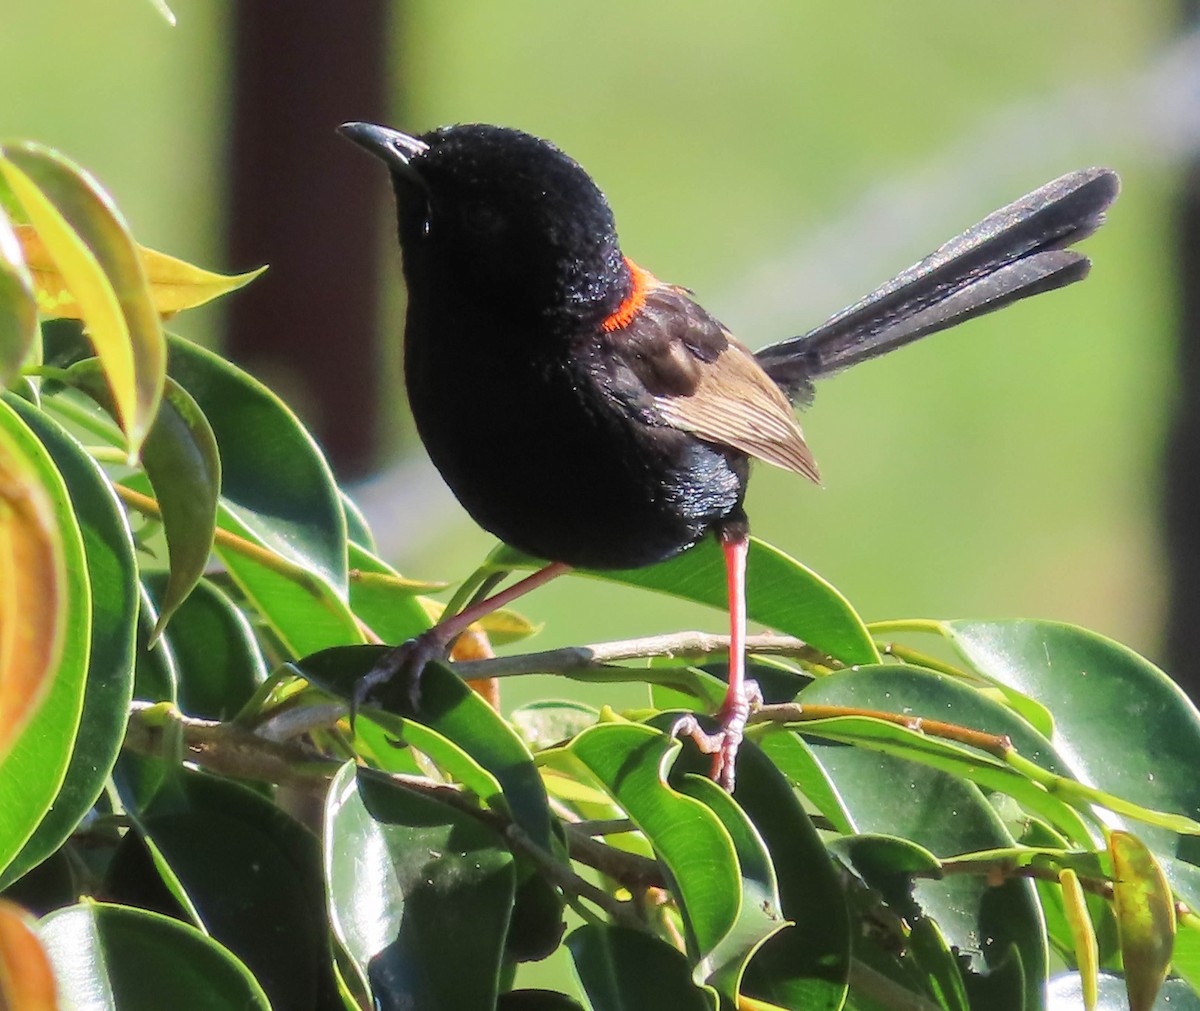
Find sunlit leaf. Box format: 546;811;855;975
0;143;164;453
14;223;262;319
39;902;271;1009
0;211;37;388
0;400;67;759
324;764;516;1009
0;397;136;890
1060;868;1099;1011
1110;831;1174;1011
0;900;57;1010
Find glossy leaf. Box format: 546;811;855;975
114;760;339;1011
943;620;1200;858
1047;973;1200;1010
1110;831;1175;1011
298;649;555;852
567;924;710;1011
756;728;855;835
0;397;137;889
347;541;434;644
0;143;164;452
491;535;878;665
566;722;740;963
0;399;91;880
67;360;219;640
325;764;516;1009
167;333;347;594
0;210;37;388
731;741;851;1011
801;727;1048;1008
797;665;1098;845
143;575;266;721
1060;868;1099;1011
679;775;787;1000
14;222;264;318
39;902;271;1009
0;398;69;760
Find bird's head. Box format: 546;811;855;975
340;121;630;328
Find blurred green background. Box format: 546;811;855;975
0;0;1182;696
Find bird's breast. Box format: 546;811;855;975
402;305;747;568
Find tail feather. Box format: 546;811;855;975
755;167;1120;402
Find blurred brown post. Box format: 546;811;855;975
1164;5;1200;697
227;3;393;479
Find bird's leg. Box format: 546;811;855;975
672;525;759;790
353;561;571;714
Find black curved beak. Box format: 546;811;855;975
338;122;429;168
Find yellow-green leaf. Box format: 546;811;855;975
1060;868;1098;1011
1110;831;1175;1011
0;211;36;389
0;410;66;759
14;224;264;319
0;142;164;454
0;900;57;1010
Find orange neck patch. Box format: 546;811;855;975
601;258;654;332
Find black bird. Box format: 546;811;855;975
340;121;1118;788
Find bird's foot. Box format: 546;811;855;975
350;630;450;723
671;679;763;791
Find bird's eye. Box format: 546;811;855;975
461;200;504;236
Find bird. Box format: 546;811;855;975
339;120;1119;789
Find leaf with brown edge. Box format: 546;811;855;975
14;223;264;319
1110;831;1175;1011
0;142;165;454
0;212;37;389
0;404;66;760
0;900;57;1010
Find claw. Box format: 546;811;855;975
350;631;449;722
671;679;762;791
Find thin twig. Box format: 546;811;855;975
450;630;835;681
748;702;1014;759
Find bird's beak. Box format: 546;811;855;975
338;122;429;170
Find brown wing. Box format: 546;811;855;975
600;281;821;483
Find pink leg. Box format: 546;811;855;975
355;561;571;712
673;529;759;790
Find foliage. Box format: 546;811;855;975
0;145;1199;1011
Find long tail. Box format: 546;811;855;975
755;167;1121;403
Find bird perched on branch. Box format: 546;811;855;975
341;120;1118;789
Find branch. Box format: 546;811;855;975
450;630;836;681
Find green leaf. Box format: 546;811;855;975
678;775;788;1001
113;760;340;1011
1046;973;1200;1010
0;209;36;388
0;397;136;889
39;902;271;1009
1110;831;1175;1011
491;535;878;665
796;665;1098;845
757;729;856;835
325;764;516;1009
298;649;555;852
732;741;851;1011
0;143;165;453
802;726;1047;1008
66;360;219;641
943;621;1200;858
567;924;710;1011
167;333;347;594
143;575;265;721
565;722;740;964
1059;868;1099;1011
347;541;434;644
0;398;90;876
